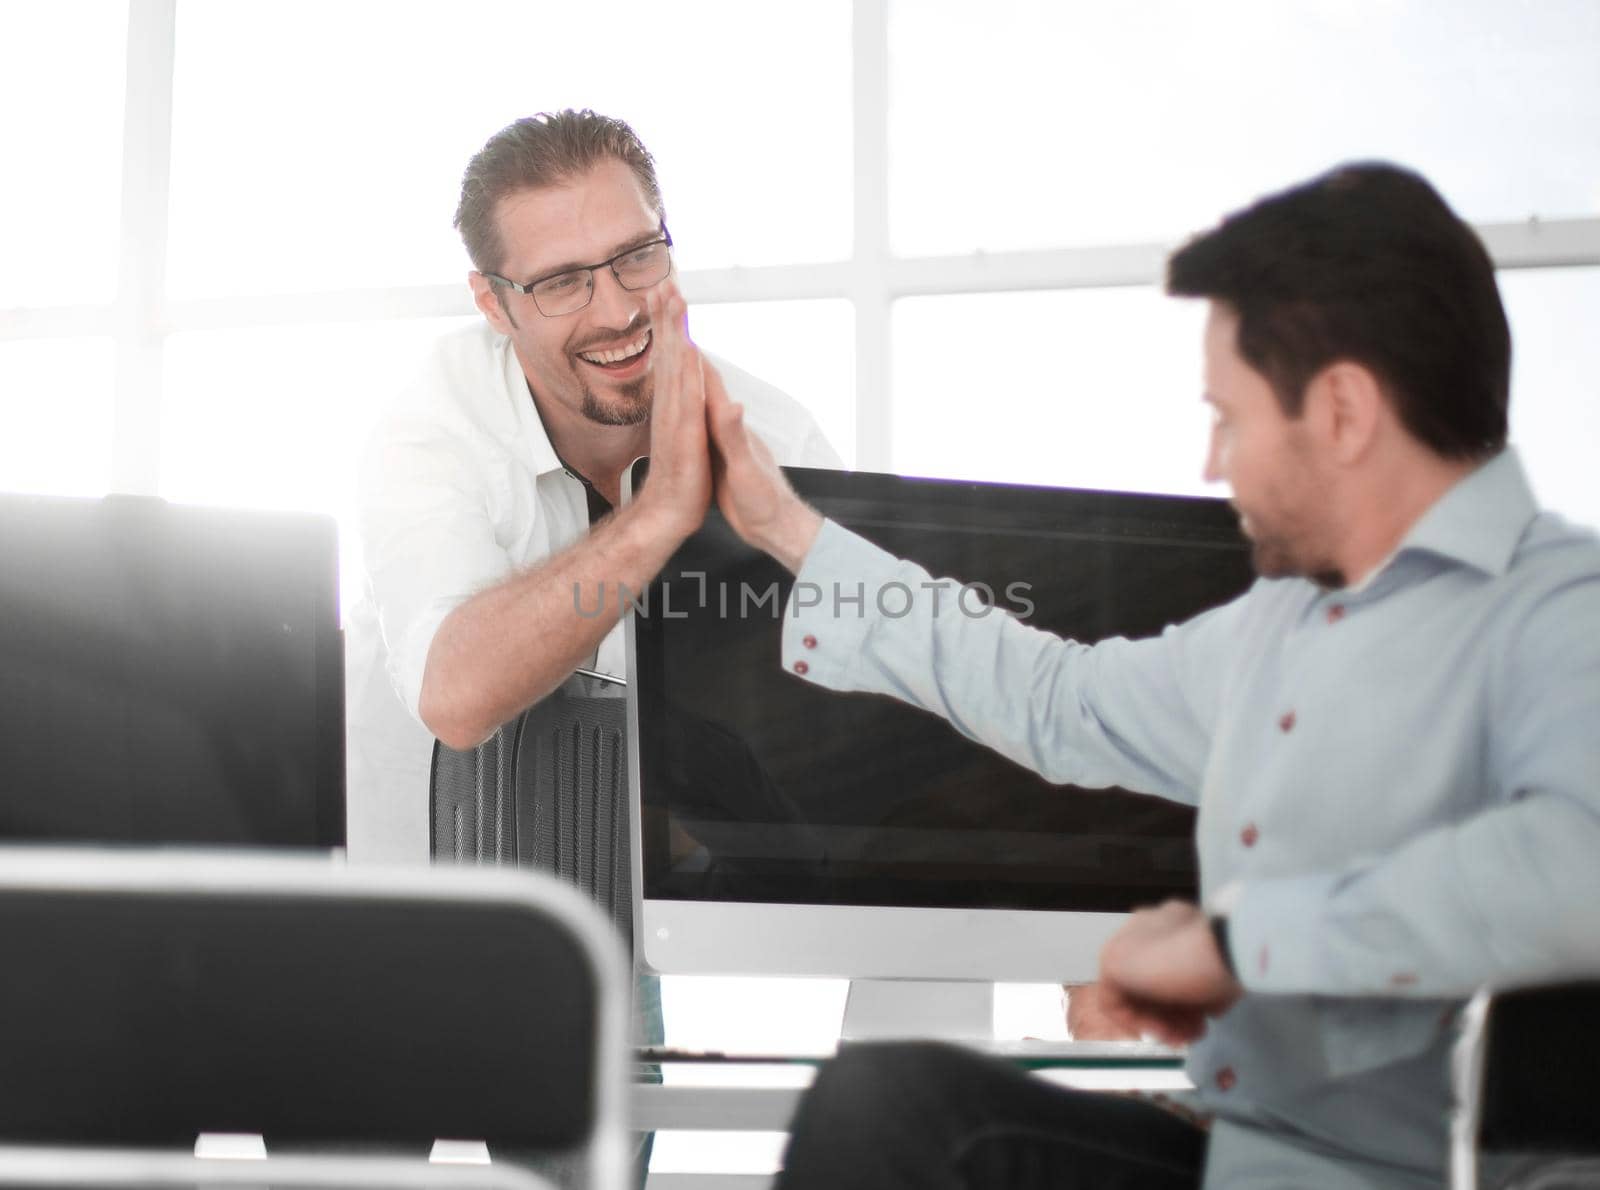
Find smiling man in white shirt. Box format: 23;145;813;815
346;110;839;865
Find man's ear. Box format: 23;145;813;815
468;272;515;333
1306;360;1383;466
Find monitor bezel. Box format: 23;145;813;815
623;463;1244;981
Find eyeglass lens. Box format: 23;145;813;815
533;241;672;315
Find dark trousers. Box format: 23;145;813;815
777;1041;1208;1190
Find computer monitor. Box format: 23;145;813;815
0;493;345;849
625;465;1253;1038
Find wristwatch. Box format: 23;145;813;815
1209;915;1237;978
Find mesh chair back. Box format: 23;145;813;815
431;673;632;949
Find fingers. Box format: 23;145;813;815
1065;982;1143;1042
1097;983;1208;1045
646;282;701;408
646;279;690;355
705;361;747;454
645;281;706;450
638;282;712;538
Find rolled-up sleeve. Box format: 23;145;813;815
359;417;516;722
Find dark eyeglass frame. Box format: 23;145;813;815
483;226;674;317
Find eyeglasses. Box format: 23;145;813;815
483;227;674;317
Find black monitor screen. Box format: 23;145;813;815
633;468;1254;913
0;494;344;848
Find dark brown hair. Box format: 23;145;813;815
1168;162;1510;460
454;109;663;276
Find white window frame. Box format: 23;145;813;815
3;0;1599;487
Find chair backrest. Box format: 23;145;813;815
0;1146;556;1189
431;672;632;950
0;847;627;1189
1451;982;1600;1190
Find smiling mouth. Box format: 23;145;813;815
577;330;651;370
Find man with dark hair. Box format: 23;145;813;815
345;109;839;864
691;162;1600;1187
1168;162;1510;464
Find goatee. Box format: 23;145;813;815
580;376;651;427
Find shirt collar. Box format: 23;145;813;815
1393;447;1538;578
497;332;565;477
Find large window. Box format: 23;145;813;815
164;0;853;297
0;338;118;497
0;2;128;309
4;0;1597;524
892;288;1210;493
889;0;1600;254
3;4;1597;1175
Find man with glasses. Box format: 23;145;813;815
346;109;839;867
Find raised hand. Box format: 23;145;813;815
705;359;822;574
638;281;711;541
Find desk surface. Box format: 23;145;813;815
635;1056;1193;1188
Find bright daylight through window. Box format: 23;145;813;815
0;1;1597;1178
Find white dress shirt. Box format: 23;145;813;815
346;321;841;864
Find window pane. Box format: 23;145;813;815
893;272;1600;532
690;300;856;466
166;1;852;298
892;290;1210;494
160;317;476;610
0;2;127;307
889;0;1600;255
1500;267;1600;532
0;338;117;497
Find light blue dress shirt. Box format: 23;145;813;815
780;449;1600;1188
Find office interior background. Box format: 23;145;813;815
4;0;1599;1177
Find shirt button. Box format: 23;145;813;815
1278;710;1296;733
1240;823;1260;848
1215;1066;1237;1092
802;634;818;650
1326;604;1346;625
793;660;810;676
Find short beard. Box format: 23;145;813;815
579;375;651;427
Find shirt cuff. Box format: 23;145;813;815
779;518;902;689
1226;872;1339;992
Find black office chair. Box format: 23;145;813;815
1451;982;1600;1190
0;847;629;1190
430;670;633;951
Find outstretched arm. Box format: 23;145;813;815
419;283;710;748
708;365;1235;803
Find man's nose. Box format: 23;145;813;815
588;267;643;329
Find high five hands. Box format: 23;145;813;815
643;281;822;572
644;288;1240;1043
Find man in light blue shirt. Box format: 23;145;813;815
662;163;1600;1187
